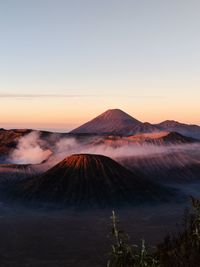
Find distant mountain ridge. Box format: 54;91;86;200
71;109;200;139
0;110;199;157
155;120;200;139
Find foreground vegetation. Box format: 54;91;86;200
107;197;200;267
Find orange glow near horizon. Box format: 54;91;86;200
0;93;200;131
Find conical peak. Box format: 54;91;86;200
70;109;142;134
97;109;139;121
65;153;107;159
13;152;174;207
62;153;110;162
58;153;115;170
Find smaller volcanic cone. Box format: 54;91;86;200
12;154;175;208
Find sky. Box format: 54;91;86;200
0;0;200;132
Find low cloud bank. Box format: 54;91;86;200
9;133;200;167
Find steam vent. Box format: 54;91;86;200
13;154;174;208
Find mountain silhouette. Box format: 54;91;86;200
12;154;175;208
71;109;158;135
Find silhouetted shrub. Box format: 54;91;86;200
107;197;200;267
157;196;200;267
107;211;159;267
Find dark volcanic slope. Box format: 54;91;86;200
120;151;200;184
13;154;174;207
0;163;48;185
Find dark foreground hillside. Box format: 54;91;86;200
0;181;200;267
0;203;185;267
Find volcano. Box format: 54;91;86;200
71;109;200;137
12;154;175;208
71;109;145;135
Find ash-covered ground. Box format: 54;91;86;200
0;201;191;267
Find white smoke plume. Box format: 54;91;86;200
10;132;52;164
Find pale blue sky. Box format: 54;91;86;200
0;0;200;130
